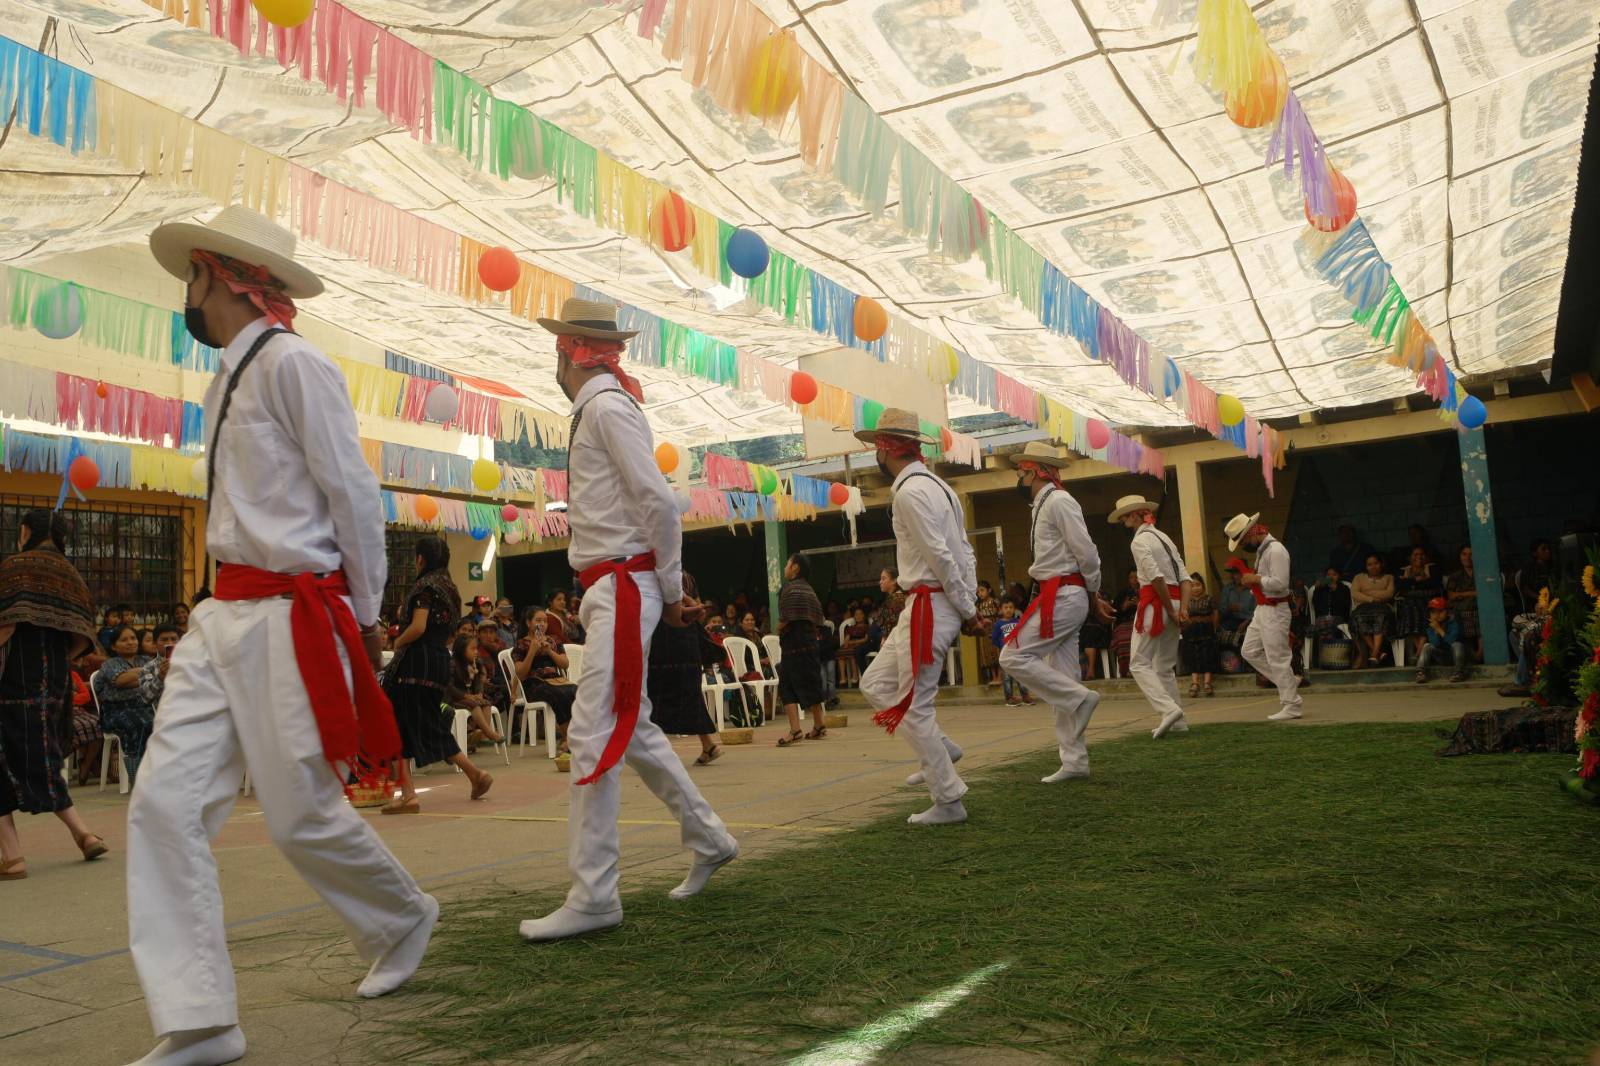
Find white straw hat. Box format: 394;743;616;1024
1003;440;1072;469
537;297;639;341
1107;494;1160;523
853;407;935;446
1223;512;1262;552
150;205;323;299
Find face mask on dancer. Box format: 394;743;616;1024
1015;473;1032;501
184;271;220;349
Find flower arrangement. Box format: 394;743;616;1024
1564;549;1600;801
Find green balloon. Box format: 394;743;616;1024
862;401;885;430
756;466;779;496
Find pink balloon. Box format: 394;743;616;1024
1086;419;1111;451
501;504;519;523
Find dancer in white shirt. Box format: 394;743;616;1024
996;442;1113;783
520;299;737;942
856;409;981;826
1110;495;1192;739
1223;513;1303;721
127;208;434;1066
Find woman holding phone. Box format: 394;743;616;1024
515;607;576;754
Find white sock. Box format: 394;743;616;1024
907;800;967;825
1041;767;1090;784
905;736;964;786
357;894;438;998
127;1026;245;1066
668;844;738;900
519;905;623;942
1152;707;1186;739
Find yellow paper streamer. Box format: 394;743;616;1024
595;154;653;243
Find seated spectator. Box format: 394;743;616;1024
448;634;504;744
68;650;107;787
1500;590;1553;697
1218;568;1256;649
96;606;125;656
836;608;869;686
475;620;509;712
1182;573;1220;697
454;617;477;642
514;608;575;752
543;589;574;645
136;624;181;710
1415;597;1469;684
1110;569;1139;677
493;598;517;650
138;627;158;658
1326;524;1377;582
1389;523;1437;576
1443;545;1481;660
172;602;190;635
91;625;156;787
1310;566;1352;639
1349;554;1396;667
1516;538;1557;613
990;599;1032;706
1396;546;1443;659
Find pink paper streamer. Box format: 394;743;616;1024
541;468;569;503
637;0;670;38
705;453;754;491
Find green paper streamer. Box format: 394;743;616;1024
3;266;166;360
833;92;897;215
742;248;809;323
434;63;492;168
538;117;596;218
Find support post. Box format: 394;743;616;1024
1175;457;1208;579
763;518;787;627
1458;426;1510;665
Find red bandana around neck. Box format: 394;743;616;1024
1017;459;1062;488
558;334;644;403
876;435;923;462
193;249;296;328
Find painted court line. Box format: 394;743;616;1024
401;812;847;833
787;962;1010;1066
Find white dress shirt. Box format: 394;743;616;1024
1131;525;1185;588
565;376;684;603
203;318;388;625
1027;486;1102;593
890;460;977;619
1254;534;1291;599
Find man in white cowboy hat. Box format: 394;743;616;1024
996;441;1114;783
1223;512;1302;721
856;408;980;825
127;207;436;1066
1110;494;1192;739
520;297;737;942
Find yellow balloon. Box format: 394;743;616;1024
745;33;801;120
1218;394;1245;426
943;348;961;384
250;0;315;29
471;458;501;493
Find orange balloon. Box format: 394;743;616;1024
853;297;888;343
68;455;99;493
95;381;109;399
655;442;680;475
414;495;440;523
1305;166;1358;232
478;246;521;292
789;371;818;405
650;191;696;253
746;32;801;120
1224;48;1288;129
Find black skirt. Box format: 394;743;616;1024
384;641;460;768
0;625;75;816
646;622;718;736
777;623;826;709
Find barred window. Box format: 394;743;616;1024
381;530;431;624
0;495;189;625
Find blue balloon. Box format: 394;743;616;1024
34;282;83;340
725;227;770;279
1162;357;1183;399
1456;395;1487;430
470;526;490;541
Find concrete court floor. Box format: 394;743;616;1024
1;684;1515;1065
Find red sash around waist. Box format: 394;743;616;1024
213;563;398;795
574;551;657;785
1004;573;1087;646
872;584;941;735
1135;584;1182;637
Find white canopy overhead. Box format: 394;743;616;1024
0;0;1592;449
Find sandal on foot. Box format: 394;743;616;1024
0;856;25;880
695;745;723;765
381;798;420;815
776;730;804;747
1203;683;1215;697
805;726;828;740
471;772;494;801
74;833;109;861
1188;682;1200;697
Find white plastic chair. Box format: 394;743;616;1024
88;670;130;795
724;636;777;720
761;634;782;669
498;647;557;759
563;644;585;682
701;647;751;729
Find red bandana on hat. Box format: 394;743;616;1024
1017;459;1062;489
192;249;296;328
557;334;645;404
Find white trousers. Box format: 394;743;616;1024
859;592;967;805
1242;603;1301;710
1129;624;1183;723
998;586;1096;773
565;575;734;913
127;598;429;1038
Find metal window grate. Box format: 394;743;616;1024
0;494;190;624
381;530;431;624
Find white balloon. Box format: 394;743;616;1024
504;528;524;545
423;383;460;422
674;489;693;515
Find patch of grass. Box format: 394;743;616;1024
378;723;1598;1065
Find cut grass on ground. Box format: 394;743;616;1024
378;721;1598;1065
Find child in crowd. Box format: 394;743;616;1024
1415;596;1469;684
990;600;1034;707
449;634;504;744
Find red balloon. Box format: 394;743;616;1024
828;482;850;507
501;504;520;523
650;190;696;252
1305;167;1358;232
68;454;99;493
95;381;109;399
1086;419;1111;451
478;246;521;292
789;371;818;405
